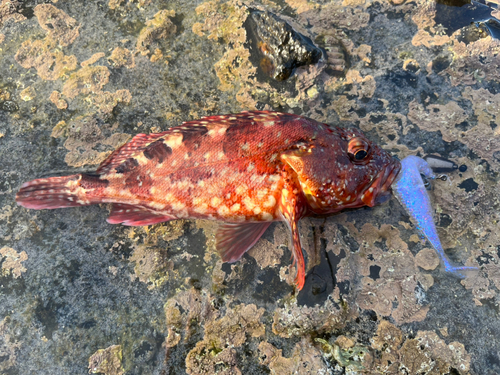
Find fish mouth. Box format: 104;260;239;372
361;162;402;207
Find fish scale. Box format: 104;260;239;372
16;111;401;290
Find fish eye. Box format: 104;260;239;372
354;149;368;160
347;137;370;162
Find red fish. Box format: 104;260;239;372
16;111;401;290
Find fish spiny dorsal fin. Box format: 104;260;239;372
180;111;302;128
96;132;170;174
97;112;305;175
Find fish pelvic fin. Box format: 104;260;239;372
16;173;108;209
215;222;272;263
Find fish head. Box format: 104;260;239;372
291;126;401;214
336;127;401;208
282;125;401;214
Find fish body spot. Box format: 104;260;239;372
264;195;276;208
261;212;273;221
211;197;222;207
217;205;229;216
164;133;183;148
236;185;248;195
193;203;208;214
243;196;255;210
171;202;186;211
116;158;139;174
256;189;268;199
149;201;166;210
143;140;172;163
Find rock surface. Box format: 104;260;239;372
1;0;499;374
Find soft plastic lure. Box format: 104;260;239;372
392;155;478;276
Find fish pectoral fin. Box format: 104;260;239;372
107;204;176;226
279;185;307;291
215;222;272;263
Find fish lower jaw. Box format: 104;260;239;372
361;163;401;207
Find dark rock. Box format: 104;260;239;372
435;0;492;38
458;177;479;192
245;10;323;81
1;101;19;113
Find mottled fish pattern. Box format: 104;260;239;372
16;111;401;290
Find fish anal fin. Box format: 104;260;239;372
107;204;175;226
215;222;272;263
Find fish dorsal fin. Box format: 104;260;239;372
181;111;301;128
97;132;169;174
215;222;272;263
107;203;175;226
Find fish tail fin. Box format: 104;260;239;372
16;173;108;209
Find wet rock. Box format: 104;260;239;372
33;4;80;46
259;338;328;374
15;39;78;81
246;10;323;81
136;9;176;57
0;100;18;112
0;0;26;26
108;47;135;69
480;18;500;40
88;345;124;375
434;0;493;37
297;248;342;307
455;21;491;44
0;247;27;278
132;338;156;364
458;177;479;192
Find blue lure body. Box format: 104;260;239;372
392;155;478;277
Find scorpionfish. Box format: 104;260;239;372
16;111;401;290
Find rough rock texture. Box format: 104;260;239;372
1;0;499;374
246;9;324;81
